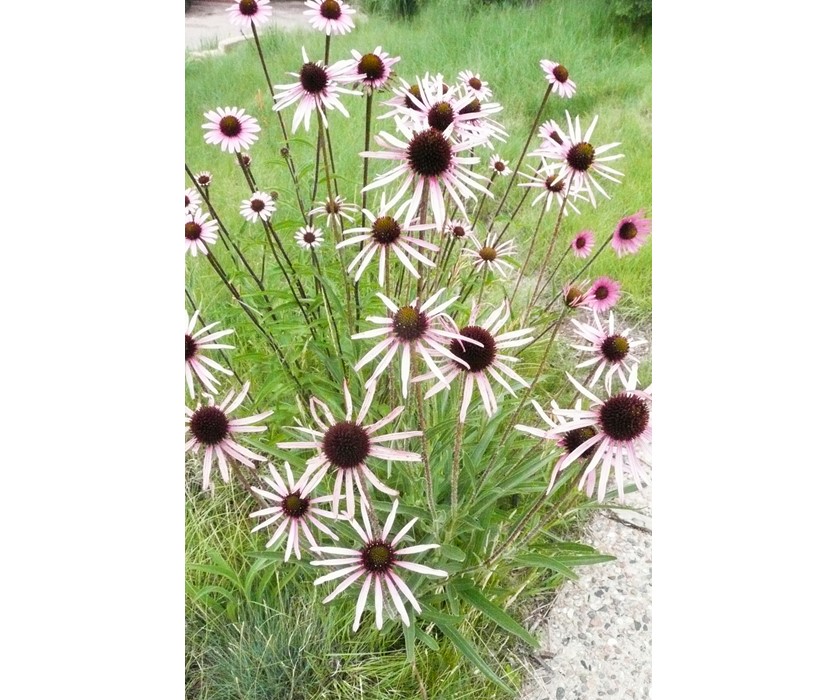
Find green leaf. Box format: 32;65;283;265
454;582;540;648
440;544;467;562
403;618;416;664
513;553;579;580
432;619;514;694
414;625;439;652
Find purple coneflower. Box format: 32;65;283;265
303;0;356;36
570;311;646;394
585;276;621;313
518;162;586;214
611;211;651;257
196;171;213;188
240;191;276;223
309;195;359;227
531;111;624;207
418;301;533;421
361;121;490;231
185;382;273;491
185;310;234;399
185;209;219;257
571;230;594;258
351;46;400;92
540;59;577;98
185;187;201;214
202;107;261;153
311;500;447;631
458;70;493;101
352;288;481;397
295;225;325;250
462;233;516;278
249;462;342;560
272;48;361;133
277;381;421;518
226;0;273;27
338;202;438;286
489;154;510;177
517;369;652;502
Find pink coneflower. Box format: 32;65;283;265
540;59;577;98
338;202;438;286
311;499;447;631
185;309;234;399
462;233;516;278
563;281;590;309
273;48;361;133
303;0;356;36
361;122;491;231
185;209;219;257
611;211;651;257
226;0;273;27
570;311;646;394
352;288;482;397
531;111;624;207
516;369;652;502
240;190;277;223
585;276;621;313
351;47;400;92
185;187;202;214
516;399;596;496
538;119;567;149
418;301;533;421
185;381;273;491
518;162;586;214
309;195;359;227
295;225;324;250
458;70;493;101
249;462;342;561
489;154;510;176
196;171;213;188
202;107;261;154
571;229;594;258
277;381;421;518
382;75;502;145
446;219;472;239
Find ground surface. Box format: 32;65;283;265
520;488;652;700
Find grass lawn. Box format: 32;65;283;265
186;1;651;697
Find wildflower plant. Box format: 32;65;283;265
185;4;651;694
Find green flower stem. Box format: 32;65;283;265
472;170;497;224
470;305;570;500
535;235;613;339
487;84;552;228
488;184;532;244
414;362;437;521
521;177;575;326
450;376;466;517
508;193;550;306
204;250;304;393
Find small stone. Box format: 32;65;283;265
634;621;641;630
555;689;566;700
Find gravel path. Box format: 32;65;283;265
520;488;652;700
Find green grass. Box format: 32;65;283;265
186;1;651;697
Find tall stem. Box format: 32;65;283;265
538;235;613;332
450;376;466;517
415;377;436;521
509;194;550;306
487;86;552;225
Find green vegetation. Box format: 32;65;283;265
186;1;651;697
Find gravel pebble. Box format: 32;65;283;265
520;488;651;699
